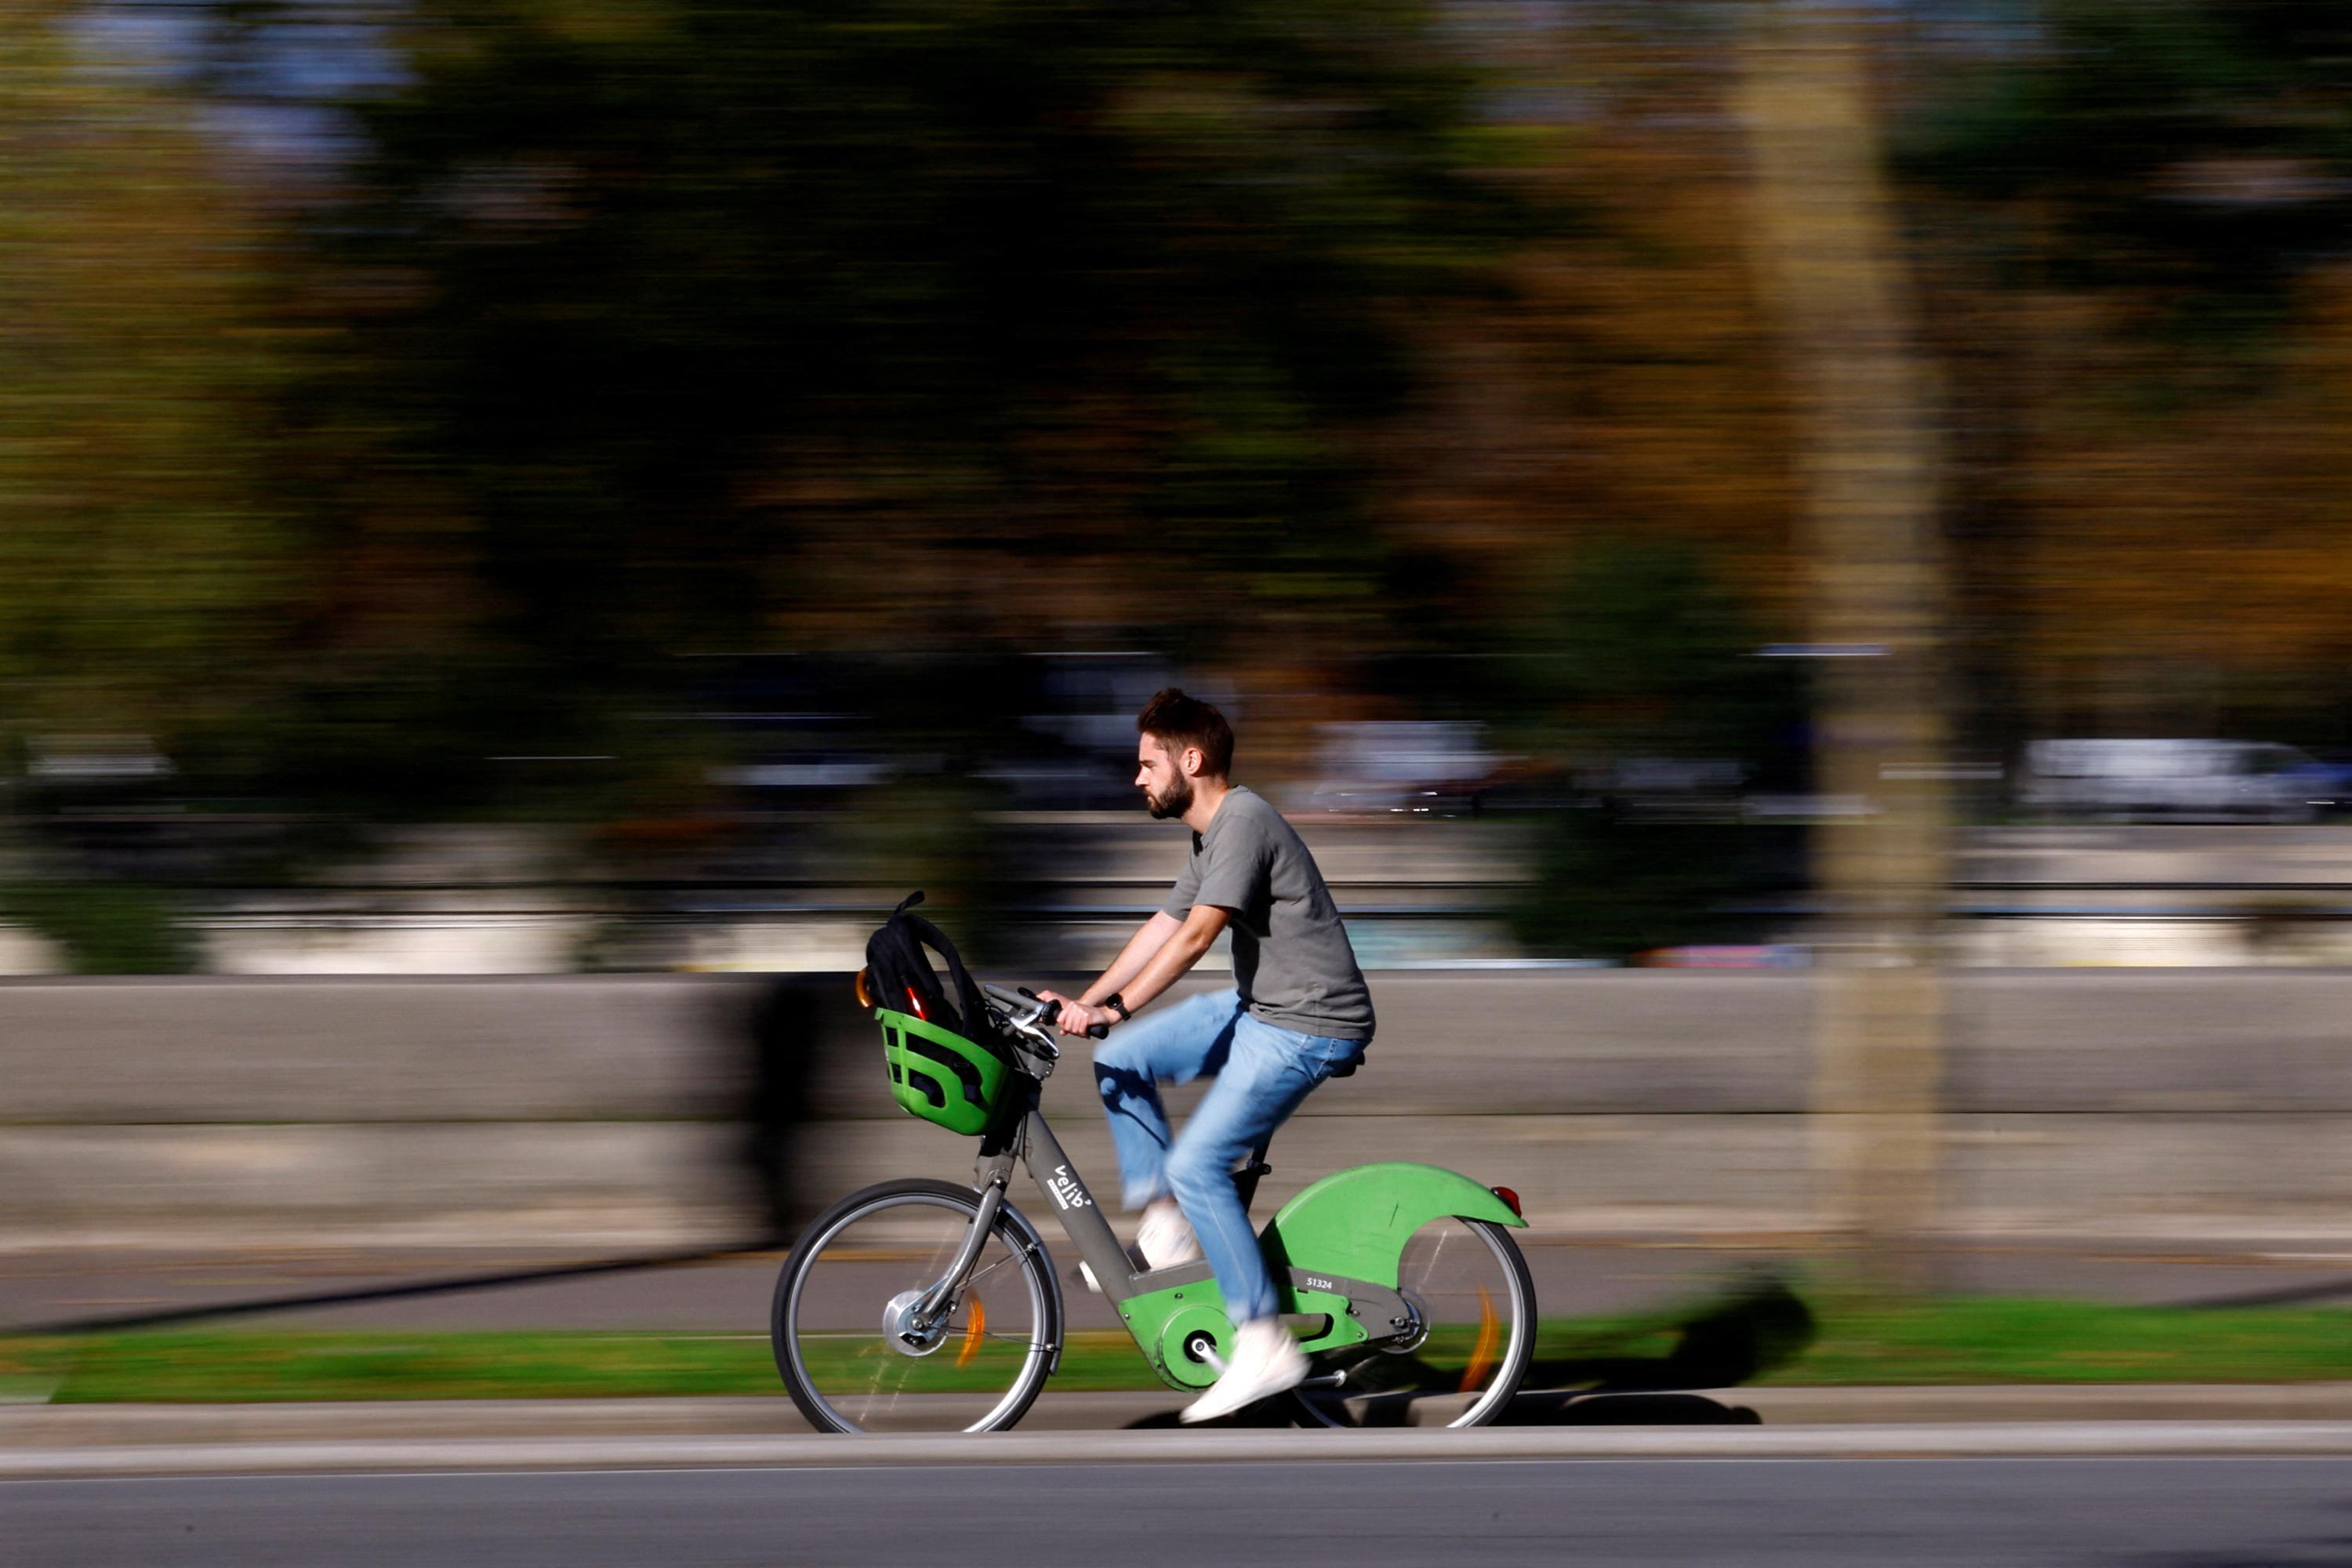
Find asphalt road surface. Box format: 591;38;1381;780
6;1456;2346;1567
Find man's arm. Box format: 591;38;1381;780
1035;912;1177;1033
1047;904;1229;1037
1080;912;1183;1007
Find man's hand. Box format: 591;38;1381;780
1035;989;1116;1039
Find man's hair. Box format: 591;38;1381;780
1137;687;1234;779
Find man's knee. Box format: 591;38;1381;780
1091;1033;1142;1074
1163;1141;1232;1202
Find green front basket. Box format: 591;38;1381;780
876;1006;1013;1136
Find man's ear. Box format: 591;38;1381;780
1181;744;1206;780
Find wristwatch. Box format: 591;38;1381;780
1102;993;1132;1023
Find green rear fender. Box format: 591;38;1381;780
1261;1161;1526;1293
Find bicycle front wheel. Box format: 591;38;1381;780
772;1178;1060;1434
1292;1216;1536;1428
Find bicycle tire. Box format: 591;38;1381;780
1290;1216;1537;1429
772;1178;1061;1434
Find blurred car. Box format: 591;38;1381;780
1302;720;1501;815
982;652;1237;811
24;735;175;789
684;654;904;809
2281;751;2352;816
2017;739;2349;823
1579;756;1752;819
13;733;205;877
1471;755;1770;820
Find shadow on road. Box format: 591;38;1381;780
1523;1271;1817;1396
1;1242;782;1339
1499;1391;1762;1426
1129;1274;1812;1429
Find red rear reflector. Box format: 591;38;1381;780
1490;1185;1523;1218
906;986;927;1020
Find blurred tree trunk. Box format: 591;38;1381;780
1732;6;1952;1292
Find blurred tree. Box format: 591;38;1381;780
227;0;1523;813
1896;1;2352;748
1740;2;1953;1294
1381;6;1802;618
0;3;291;967
1358;11;1813;960
1499;539;1805;960
0;5;290;749
1900;1;2352;320
1504;541;1796;762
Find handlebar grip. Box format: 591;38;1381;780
1018;984;1111;1039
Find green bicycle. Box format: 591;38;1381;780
771;972;1537;1432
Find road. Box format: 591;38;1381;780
5;1455;2343;1566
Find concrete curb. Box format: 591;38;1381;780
14;1385;2352;1478
10;1423;2352;1478
13;1385;2352;1449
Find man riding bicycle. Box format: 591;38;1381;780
1040;688;1375;1423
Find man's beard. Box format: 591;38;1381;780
1145;775;1194;821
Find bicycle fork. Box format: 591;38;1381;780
903;1172;1007;1339
903;1106;1113;1342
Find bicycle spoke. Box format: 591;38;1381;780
778;1186;1055;1434
960;1243;1033;1290
1294;1218;1531;1430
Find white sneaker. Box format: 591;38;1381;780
1080;1199;1201;1294
1180;1318;1307;1425
1137;1199;1203;1270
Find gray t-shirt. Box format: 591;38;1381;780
1161;786;1375;1042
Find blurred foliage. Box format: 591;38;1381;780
1503;540;1797;760
1900;1;2352;316
32;2;2352;958
1497;539;1803;961
0;3;292;745
2;881;197;975
1515;817;1796;964
837;775;1025;964
1896;1;2352;745
240;0;1529;806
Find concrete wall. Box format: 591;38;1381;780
7;971;2352;1247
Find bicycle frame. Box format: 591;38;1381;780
906;997;1382;1388
962;1091;1398;1391
912;983;1521;1393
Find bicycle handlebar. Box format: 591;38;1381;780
981;980;1110;1040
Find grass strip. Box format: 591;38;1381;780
5;1297;2352;1403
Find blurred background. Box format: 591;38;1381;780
23;0;2352;980
13;0;2352;1336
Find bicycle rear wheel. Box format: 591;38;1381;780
772;1178;1060;1434
1291;1216;1535;1428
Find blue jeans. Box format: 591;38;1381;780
1091;988;1367;1323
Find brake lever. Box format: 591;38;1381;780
1006;1014;1060;1060
998;993;1060;1060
